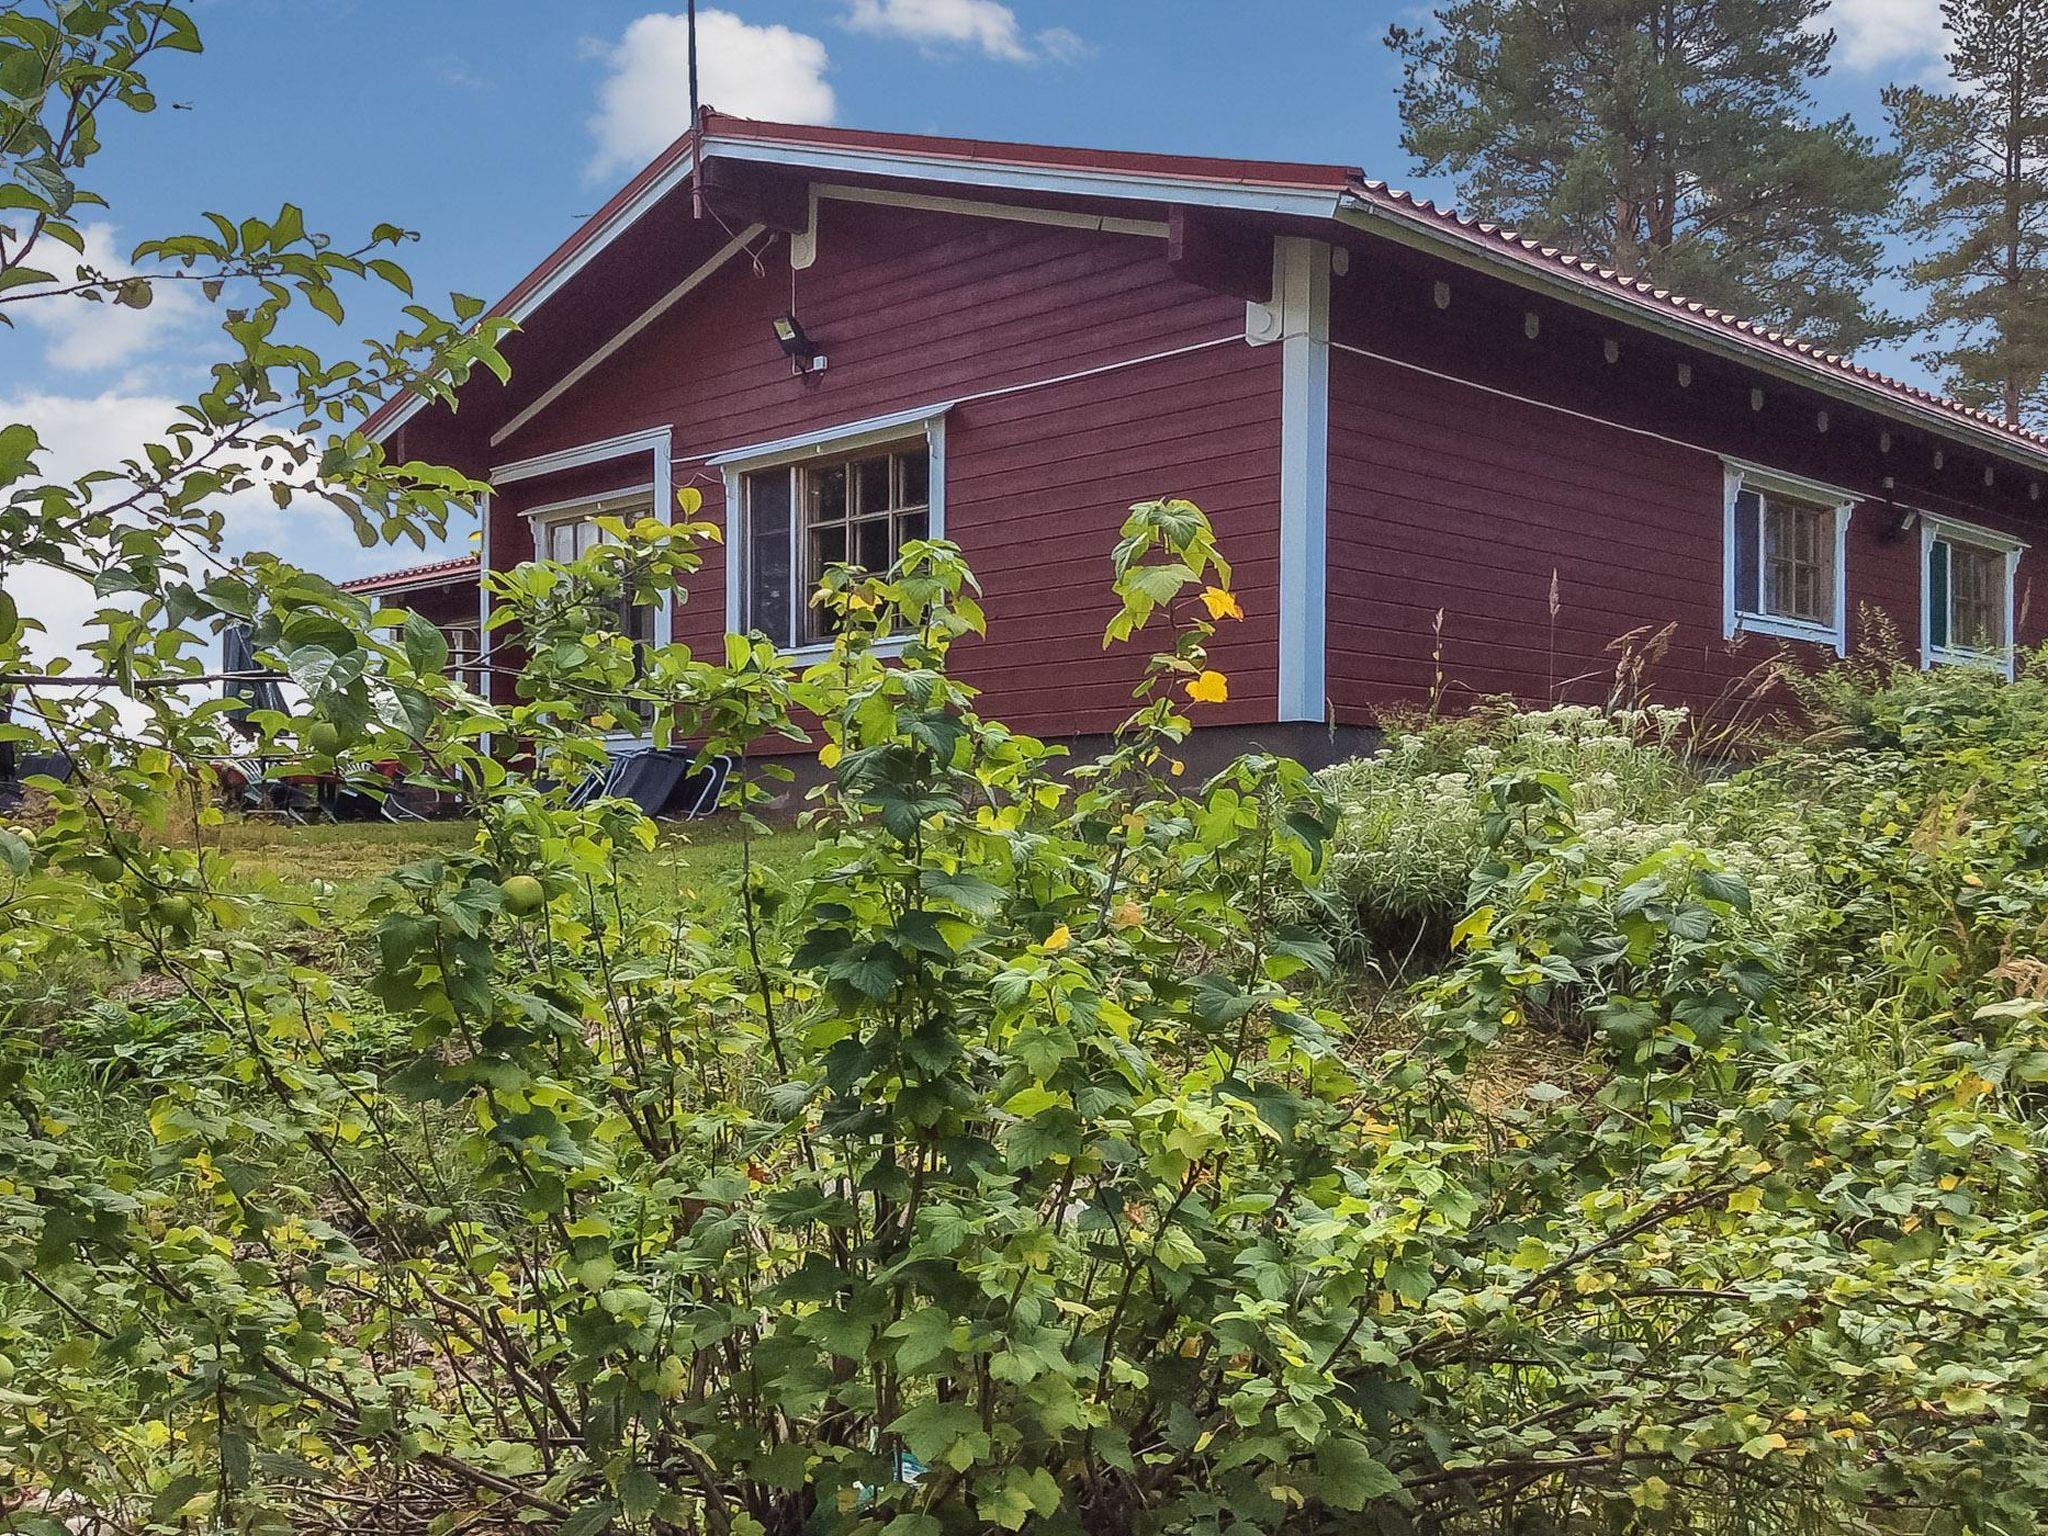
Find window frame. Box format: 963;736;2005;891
714;405;949;661
1721;460;1857;655
1920;513;2025;677
439;622;483;693
526;484;665;647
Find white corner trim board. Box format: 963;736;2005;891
1268;236;1332;723
476;490;494;747
718;406;949;664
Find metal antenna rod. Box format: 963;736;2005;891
687;0;700;121
687;0;703;219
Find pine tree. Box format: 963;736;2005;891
1886;0;2048;431
1388;0;1903;357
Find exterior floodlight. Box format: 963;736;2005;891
773;314;816;361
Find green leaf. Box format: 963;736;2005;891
888;1399;987;1468
1316;1436;1401;1510
402;611;449;675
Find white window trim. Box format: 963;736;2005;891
1721;459;1857;655
1921;512;2026;678
523;484;657;529
717;405;949;663
491;428;675;658
493;428;675;750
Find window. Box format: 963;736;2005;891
440;623;482;692
1923;516;2023;674
1723;462;1855;653
530;490;658;648
717;408;946;656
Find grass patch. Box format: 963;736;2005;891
200;814;815;905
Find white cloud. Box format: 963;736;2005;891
585;11;835;179
1820;0;1946;72
0;390;366;676
1034;26;1093;64
19;222;204;375
841;0;1088;63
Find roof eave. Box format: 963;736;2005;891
1333;194;2048;476
363;136;708;445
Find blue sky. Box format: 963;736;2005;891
8;0;1946;655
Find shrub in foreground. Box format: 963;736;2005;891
6;504;2048;1536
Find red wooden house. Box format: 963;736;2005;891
361;112;2048;765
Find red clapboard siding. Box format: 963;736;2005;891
1326;342;2047;725
1331;345;1780;718
485;198;1282;748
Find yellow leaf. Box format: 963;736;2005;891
676;485;703;515
1044;923;1072;952
1199;586;1244;621
1112;899;1144;930
818;742;842;769
1169;759;1185;777
1185;669;1229;704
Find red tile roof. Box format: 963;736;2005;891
339;555;479;594
361;111;2048;469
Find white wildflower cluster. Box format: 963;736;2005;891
1305;705;1817;953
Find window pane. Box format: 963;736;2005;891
1928;538;1950;651
625;600;657;647
745;469;794;648
1734;489;1761;614
1760;494;1832;625
855;453;892;515
1951;542;2006;649
807;462;848;524
898;450;930;508
899;508;928;546
810;521;846;575
856;516;892;572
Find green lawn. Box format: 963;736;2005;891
203;814;815;906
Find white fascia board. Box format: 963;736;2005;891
708;402;954;472
368;147;702;446
1335;196;2048;477
710;137;1349;220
